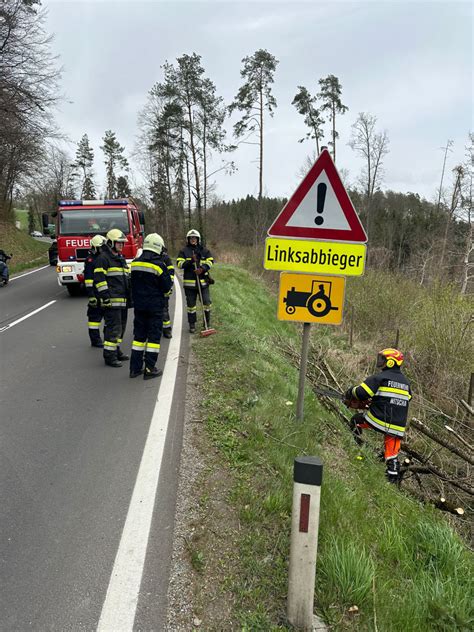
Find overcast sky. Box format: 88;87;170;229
44;0;473;204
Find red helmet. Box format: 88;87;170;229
376;348;404;369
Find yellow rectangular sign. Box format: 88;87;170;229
278;273;345;324
264;237;366;276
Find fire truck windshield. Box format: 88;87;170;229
59;209;130;236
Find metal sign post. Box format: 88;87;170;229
296;323;311;421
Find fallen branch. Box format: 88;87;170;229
445;424;473;451
410;417;474;466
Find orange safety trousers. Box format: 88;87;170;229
356;422;401;460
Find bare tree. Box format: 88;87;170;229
459;134;473;294
349;112;390;238
0;0;62;220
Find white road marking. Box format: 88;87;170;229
10;265;50;281
0;300;56;332
97;281;184;632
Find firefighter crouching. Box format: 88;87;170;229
176;229;214;334
160;245;175;339
84;235;106;347
93;229;131;368
344;348;412;483
129;233;172;380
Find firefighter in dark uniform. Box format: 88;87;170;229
129;233;172;380
160;245;175;339
345;348;412;483
93;229;131;368
0;249;12;285
84;234;106;347
176;229;214;333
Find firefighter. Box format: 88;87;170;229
84;235;106;347
344;348;412;483
160;245;175;339
93;228;131;367
176;229;214;333
129;233;172;380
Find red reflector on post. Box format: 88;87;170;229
299;493;310;532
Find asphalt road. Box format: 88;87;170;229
0;267;189;631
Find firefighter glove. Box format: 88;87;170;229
195;267;204;276
88;297;98;307
101;297;112;308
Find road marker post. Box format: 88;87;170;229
288;456;324;630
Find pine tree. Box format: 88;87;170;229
74;134;96;199
292;86;325;153
229;49;279;205
317;75;348;163
101;130;128;199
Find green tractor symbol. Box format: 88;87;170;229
283;280;339;318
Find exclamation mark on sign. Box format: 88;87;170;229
315;183;327;226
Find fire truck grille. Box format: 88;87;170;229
75;248;89;261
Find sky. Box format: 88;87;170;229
44;0;473;204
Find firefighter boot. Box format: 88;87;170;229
104;349;122;368
386;457;401;484
144;367;163;381
162;328;172;339
189;324;196;334
117;347;129;361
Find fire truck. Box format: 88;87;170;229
42;199;145;296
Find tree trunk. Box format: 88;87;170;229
332;102;336;163
186;102;202;232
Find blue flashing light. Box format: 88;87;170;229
104;199;129;205
59;200;83;206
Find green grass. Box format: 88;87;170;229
191;264;474;631
0;220;50;273
14;208;29;231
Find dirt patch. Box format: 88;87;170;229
165;346;240;631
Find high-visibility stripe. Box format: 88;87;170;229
132;340;146;347
364;409;405;436
360;382;375;397
146;342;160;349
88;322;101;328
145;347;160;354
131;262;163;275
104;341;117;349
378;386;411;398
107;270;127;277
96;281;108;289
376;391;410;401
187;306;197;313
95;267;106;274
85;280;93;286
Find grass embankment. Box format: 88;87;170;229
0;221;50;274
189;263;473;631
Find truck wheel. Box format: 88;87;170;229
66;284;82;297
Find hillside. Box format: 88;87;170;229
0;221;50;273
167;261;473;631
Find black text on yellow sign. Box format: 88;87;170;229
264;237;366;276
278;273;345;325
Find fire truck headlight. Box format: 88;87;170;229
61;265;73;273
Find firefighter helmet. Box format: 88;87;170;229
186;229;200;243
143;233;165;255
377;348;404;369
90;234;106;252
106;229;127;248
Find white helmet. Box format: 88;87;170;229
143;233;165;255
186;229;200;243
90;234;106;252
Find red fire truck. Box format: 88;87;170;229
43;199;145;296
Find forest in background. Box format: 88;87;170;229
1;0;472;294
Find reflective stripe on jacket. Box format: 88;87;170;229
176;243;214;289
93;246;130;306
131;250;172;311
351;367;412;437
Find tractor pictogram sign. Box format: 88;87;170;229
278;273;345;325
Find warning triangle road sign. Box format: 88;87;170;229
268;149;367;243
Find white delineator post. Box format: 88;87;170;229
288;456;323;630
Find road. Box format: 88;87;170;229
0;266;189;631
